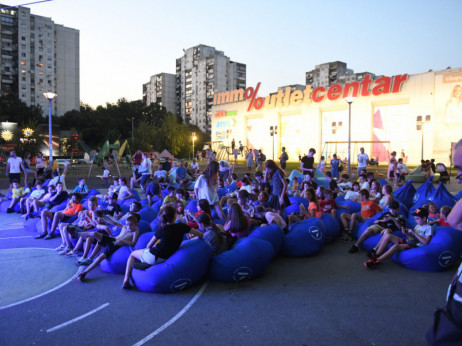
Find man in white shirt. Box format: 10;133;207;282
6;150;25;185
357;147;369;177
48;161;69;191
218;160;231;183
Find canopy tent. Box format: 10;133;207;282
159;149;174;160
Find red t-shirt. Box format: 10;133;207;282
63;203;83;216
320;200;336;213
438;218;450;227
360;201;381;218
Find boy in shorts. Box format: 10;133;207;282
364;208;433;268
76;214;140;282
340;189;381;241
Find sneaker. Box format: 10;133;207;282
55;244;66;251
367;249;377;259
65;250;78;257
44;233;55;240
364;259;381;269
7;207;14;213
77;272;86;282
348;244;359;254
78;258;93;266
58;247;71;255
34;232;46;239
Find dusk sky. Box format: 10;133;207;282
8;0;462;108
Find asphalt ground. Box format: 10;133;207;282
0;161;461;345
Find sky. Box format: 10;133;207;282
7;0;462;108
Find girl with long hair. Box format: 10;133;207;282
194;161;226;220
264;159;289;215
224;202;250;239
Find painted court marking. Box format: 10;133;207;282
47;303;110;333
132;281;209;346
0;236;33;240
0;248;83;311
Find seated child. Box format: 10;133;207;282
197;213;231;255
288;187;321;225
320;188;349;219
76;214;140;283
429;206;452;227
340;189;381;242
162;185;177;206
291;177;300;196
344;182;360;201
364;208;433;268
254;205;287;231
121;205;202;289
224;203;251;239
20;182;45;217
72;178;89;196
4;180;26;213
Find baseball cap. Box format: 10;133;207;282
412;208;428;218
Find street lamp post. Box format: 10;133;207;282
416;115;431;160
270;125;278;160
344;97;355;178
192;132;196;160
43;92;57;166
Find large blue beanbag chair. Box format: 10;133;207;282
288;170;304;182
100;246;132;274
138;206;157;223
248;224;284;254
394;181;416;209
213;218;226;226
83;189;100;199
283;218;325;257
0;200;11;213
42;179;51;188
455;190;462;201
208;237;275;282
335;195;346;203
185;199;198;213
138;220;151;234
428;183;457;208
50;201;68;212
378;179;388;187
217;188;227;199
412;177;435;205
393;227;462;272
120;203;130;214
131;189;141;201
316;178;329;188
132;239;212;293
285;196;309;215
335;200;361;225
224;183;238;193
140;199;149;206
134;232;154;250
320;213;341;243
152;200;162;215
150;218;160;233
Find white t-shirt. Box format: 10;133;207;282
360;181;370;190
219;161;231;172
338;181;352;192
358;153;369;168
30;188;45;199
7;157;22;173
49;174;67;191
194;174;219;204
118;185;130;200
345;190;359;200
154;170;167;180
414;224;433;247
190;162;198;171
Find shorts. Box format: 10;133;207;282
354;213;369;222
101;243;121;258
9;173;20;184
141;248;166;265
367;224;385;234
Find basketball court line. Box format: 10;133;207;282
132;281;209;346
47;303;110;333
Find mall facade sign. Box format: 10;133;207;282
211;67;462;166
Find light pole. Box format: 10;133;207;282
192;132;196;160
270;125;278;160
416;115;431;160
344;97;355;178
43;92;57;166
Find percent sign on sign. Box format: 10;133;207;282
245;82;264;111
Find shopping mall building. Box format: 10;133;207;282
211;66;462;166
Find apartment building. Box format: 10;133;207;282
0;4;79;117
175;44;246;133
306;61;376;88
142;72;176;114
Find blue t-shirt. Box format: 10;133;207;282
271;170;284;197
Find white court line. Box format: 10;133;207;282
47;303;110;333
0;248;83;311
132;281;209;346
0;236;33;240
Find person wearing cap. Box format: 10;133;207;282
364;207;433;269
349;200;406;254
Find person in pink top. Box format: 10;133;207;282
224;203;250;239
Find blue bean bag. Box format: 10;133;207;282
393;227;462;272
120;203;130;214
224;183;238;193
152;200;162;215
320;213;341;243
132;239;212;293
248;224;284;254
283;218;325;257
378;179;388;187
394;181;416;209
217;188;227;199
100;245;132;274
355;213;404;251
138;220;151;235
185;199;198;213
42;179;51;188
140;199;149;206
0;200;12;213
335;200;361;225
288;170;304;182
412;177;435;205
134;232;154;250
285;196;309;215
335;195;346;203
83;189;100;199
428;183;457;208
316;178;329;188
455;190;462;201
138;206;157;223
150;218;160;233
208;237;275;282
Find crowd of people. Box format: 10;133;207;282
0;145;457;289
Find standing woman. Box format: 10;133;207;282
245;149;254;171
194;161;226;220
330;154;341;179
264;159;290;216
35;152;46;178
23;152;38;184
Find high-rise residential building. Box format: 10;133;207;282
306;61;376;88
0;4;79;117
142;72;176;114
175;44;246;133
